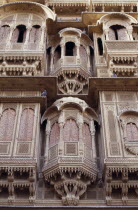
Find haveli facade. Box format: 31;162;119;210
0;0;137;209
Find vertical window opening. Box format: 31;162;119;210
65;42;75;56
97;38;103;55
17;25;26;43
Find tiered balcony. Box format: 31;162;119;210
0;42;45;77
104;41;138;76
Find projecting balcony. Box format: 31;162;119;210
53;56;89;74
104;41;138;77
0;42;45;77
43;142;97;179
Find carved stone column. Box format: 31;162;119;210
90;119;96;159
24;26;31;50
127;27;133;40
58;111;64;155
44;120;50;163
87;46;91;73
6;25;15;50
39;25;46;50
50;47;54;73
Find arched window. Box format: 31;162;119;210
65;42;76;56
18;108;34;141
97;38;103;56
63;119;79;142
0;25;10;42
12;25;26;43
29;25;41;43
82;123;92;147
49;122;60;147
0;109;16;141
126;122;138;141
54;45;61;64
108;25;128;41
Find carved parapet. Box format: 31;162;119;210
0;55;43;76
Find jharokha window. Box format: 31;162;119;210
12;25;26;43
82;123;92;148
63;119;79;142
0;109;16;141
18;108;34;141
49;122;60;147
126;122;138;141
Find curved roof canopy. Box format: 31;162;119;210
0;1;56;20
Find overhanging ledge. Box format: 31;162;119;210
88;77;138;107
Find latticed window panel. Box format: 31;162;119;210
18;108;34;141
63;119;79;142
0;109;16;141
82;123;92;148
126;122;138;142
49;122;60;147
64;142;78;156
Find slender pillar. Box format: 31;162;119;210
44;120;50;164
6;25;15;50
90;119;96;159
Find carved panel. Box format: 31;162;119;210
126;123;138;141
49;122;60;147
16;142;31;155
108;28;116;40
18;108;34;141
118;28;128;41
82;123;92;147
0;143;10;154
108;110;117;142
63;119;79;142
64;142;78;156
0;109;16;141
49;144;58;160
110;142;120;156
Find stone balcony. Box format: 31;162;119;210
53;56;90;94
43;141;97;179
0;43;45;76
104;41;138;77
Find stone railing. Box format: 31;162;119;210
105;41;138;54
53;56;88;73
0;43;44;52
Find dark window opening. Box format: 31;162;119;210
110;25;126;40
17;25;26;43
65;42;75;56
33;25;40;29
97;38;103;56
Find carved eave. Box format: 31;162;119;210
43;160;98;181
